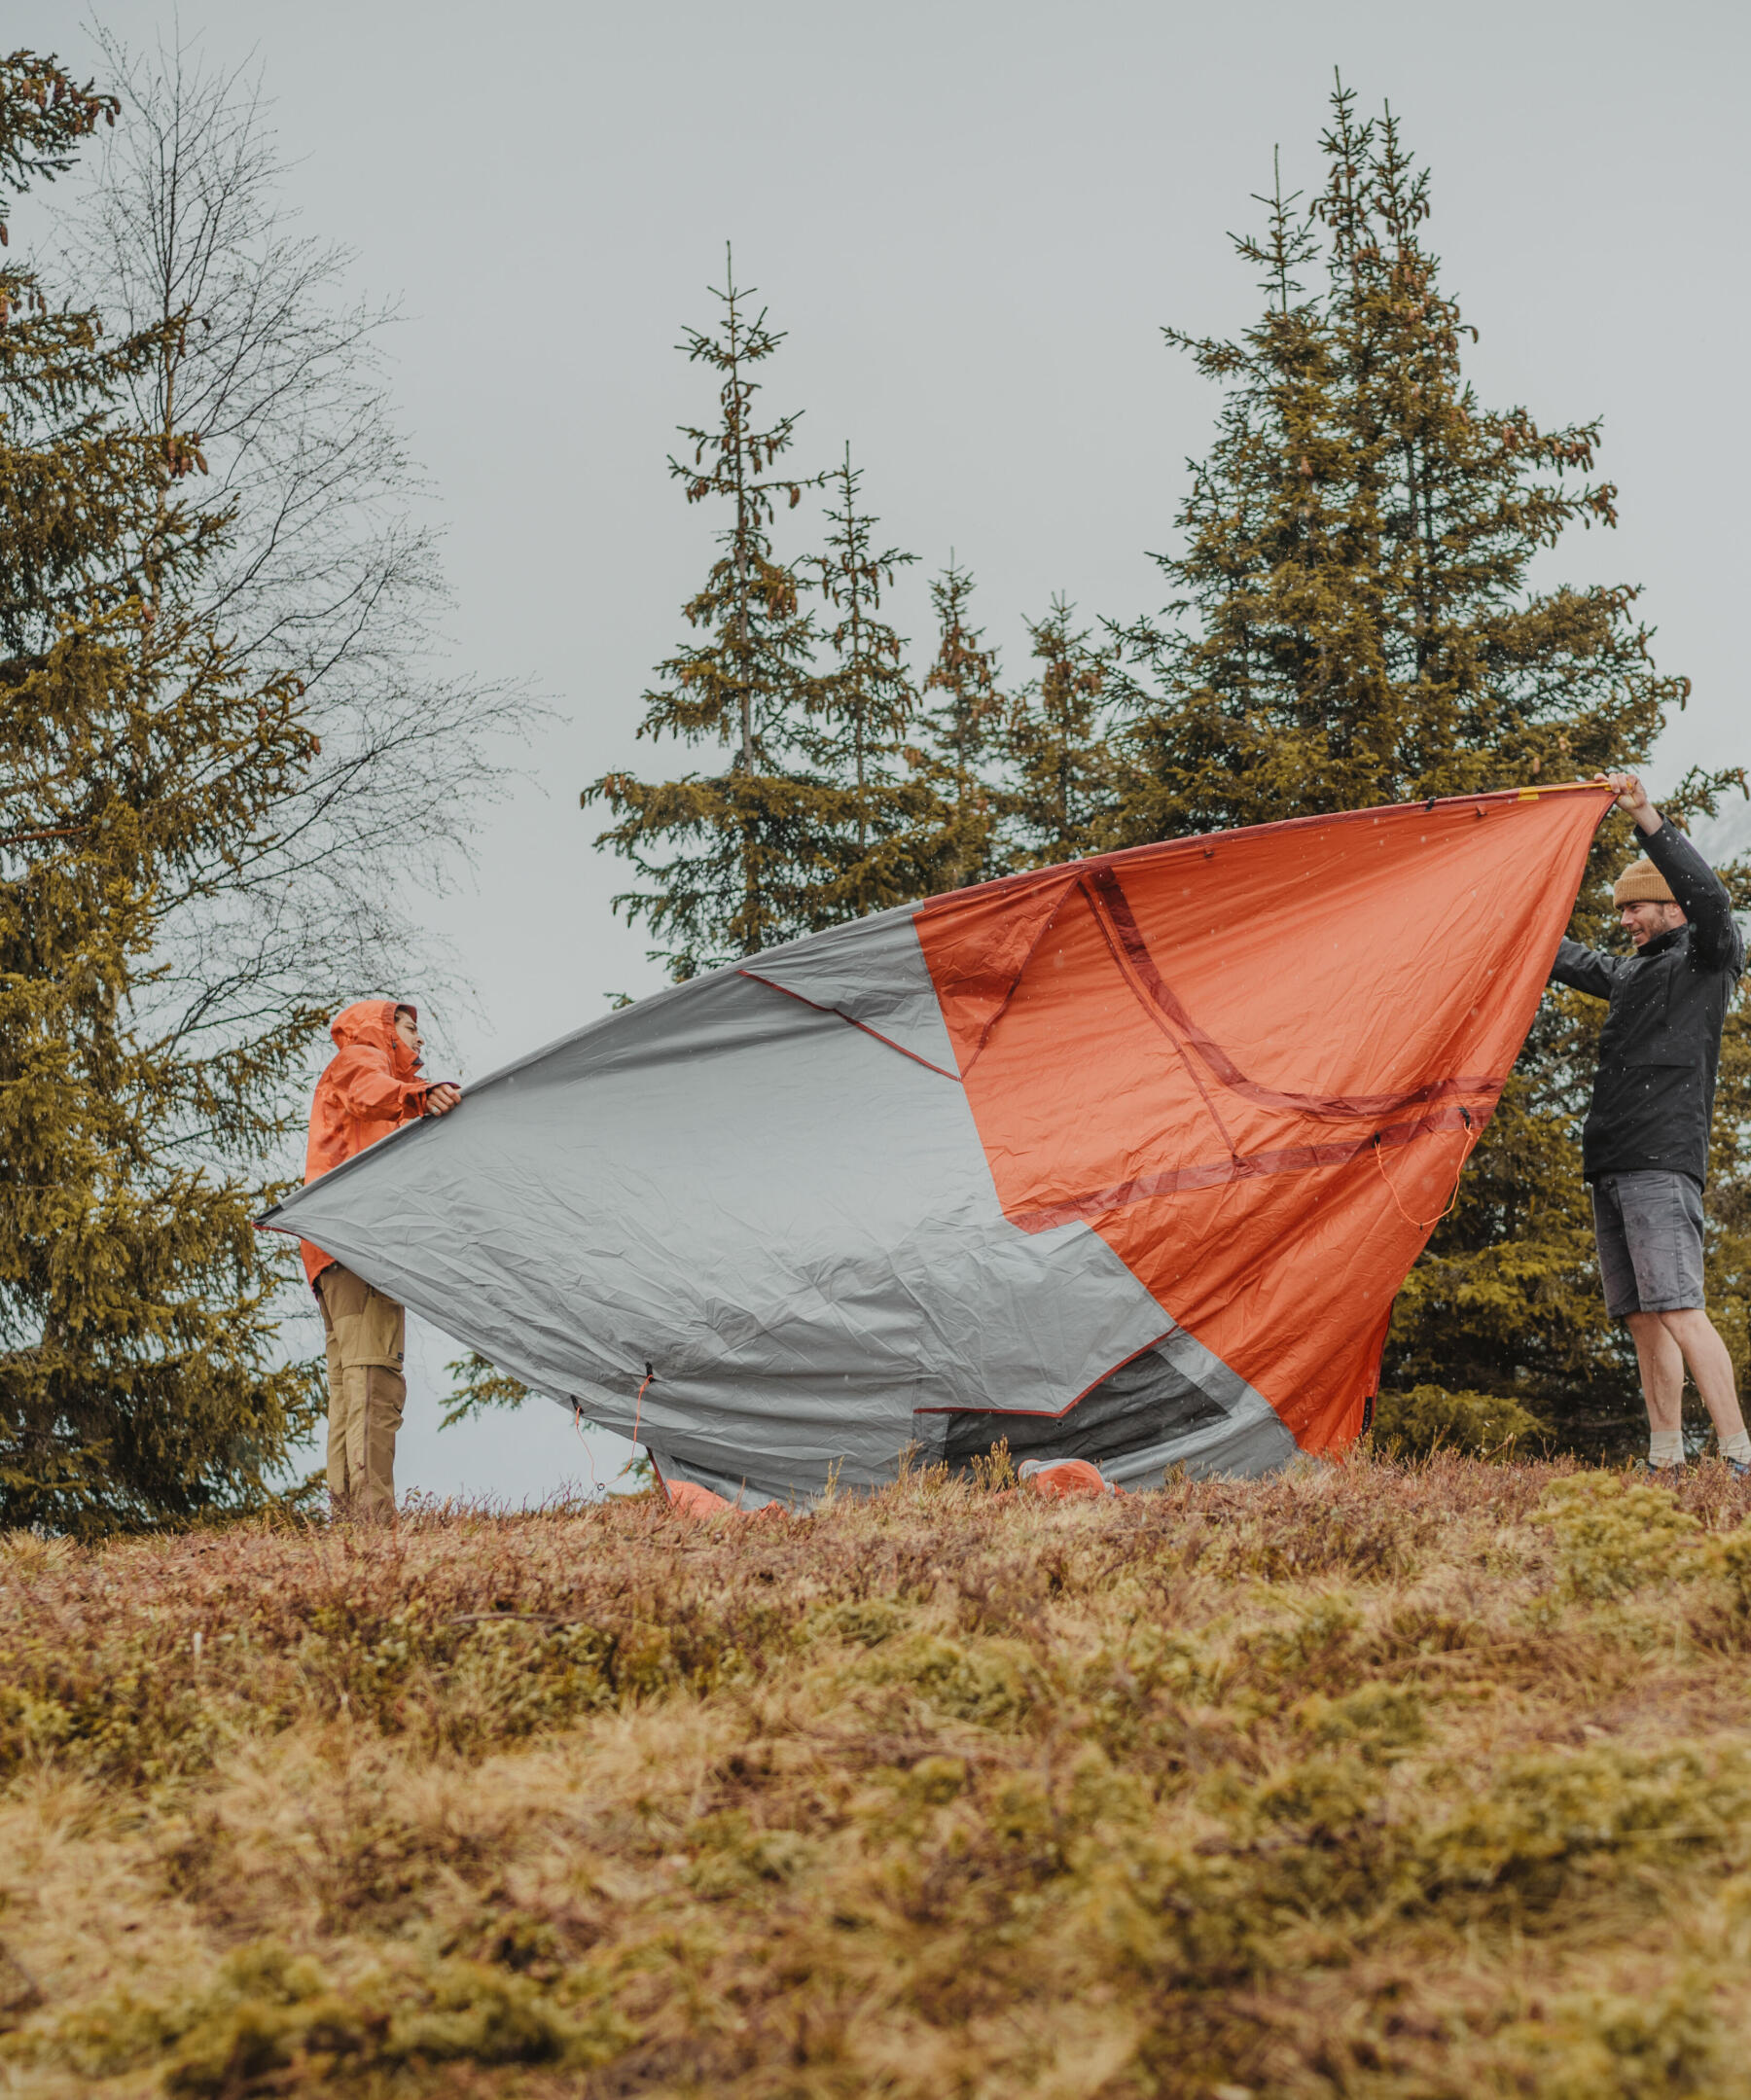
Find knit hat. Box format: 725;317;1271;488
1612;857;1675;908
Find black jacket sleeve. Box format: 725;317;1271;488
1645;820;1744;973
1550;937;1620;998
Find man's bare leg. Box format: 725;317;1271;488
1659;1306;1747;1445
1626;1310;1685;1438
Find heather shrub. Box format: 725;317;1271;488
1503;1978;1726;2100
1536;1473;1704;1598
1293;1680;1427;1763
1416;1744;1744;1911
862;1629;1040;1726
8;1464;1751;2097
1709;1527;1751;1618
50;1940;633;2091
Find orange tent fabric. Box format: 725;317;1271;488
914;784;1610;1459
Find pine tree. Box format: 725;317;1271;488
911;562;1006;892
586;252;847;977
1109;81;1747;1454
1002;595;1123;868
0;52;323;1532
805;445;925;917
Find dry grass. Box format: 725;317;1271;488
6;1453;1751;2096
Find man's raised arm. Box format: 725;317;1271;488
1641;814;1743;972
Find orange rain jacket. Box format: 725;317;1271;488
300;1000;433;1289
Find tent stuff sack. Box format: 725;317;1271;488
1019;1458;1115;1501
260;784;1613;1508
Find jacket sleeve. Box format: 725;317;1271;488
1550;938;1619;998
329;1046;431;1122
1645;819;1745;973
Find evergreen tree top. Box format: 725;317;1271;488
815;445;913;629
0;51;115;248
669;243;818;522
1112;70;1703;836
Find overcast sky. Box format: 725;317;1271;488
35;0;1751;1503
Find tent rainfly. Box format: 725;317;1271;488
260;784;1613;1505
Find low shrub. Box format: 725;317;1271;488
1373;1382;1547;1458
7;1459;1751;2097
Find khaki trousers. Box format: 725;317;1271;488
317;1265;407;1517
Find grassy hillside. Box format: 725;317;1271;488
6;1455;1751;2097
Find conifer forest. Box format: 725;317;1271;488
1;39;1748;1513
4;24;1751;2096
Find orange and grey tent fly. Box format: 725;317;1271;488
259;784;1613;1504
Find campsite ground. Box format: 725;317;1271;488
5;1455;1751;2098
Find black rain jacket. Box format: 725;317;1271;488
1549;819;1743;1188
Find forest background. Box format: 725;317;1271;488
7;0;1751;1517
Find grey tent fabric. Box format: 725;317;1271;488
262;933;1279;1504
934;1328;1295;1484
738;901;962;1077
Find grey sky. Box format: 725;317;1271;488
34;0;1751;1504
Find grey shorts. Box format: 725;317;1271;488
1590;1171;1705;1318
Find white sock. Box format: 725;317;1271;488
1722;1432;1751;1466
1648;1430;1684;1468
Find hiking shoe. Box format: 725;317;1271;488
1727;1456;1751;1480
1636;1458;1686;1481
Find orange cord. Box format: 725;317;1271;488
568;1368;655;1504
570;1403;601;1496
627;1370;666;1506
1371;1110;1480;1230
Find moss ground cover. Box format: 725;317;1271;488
6;1455;1751;2096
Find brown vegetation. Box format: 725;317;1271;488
6;1455;1751;2096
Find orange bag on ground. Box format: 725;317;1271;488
661;1476;787;1522
664;1478;733;1518
1019;1458;1112;1501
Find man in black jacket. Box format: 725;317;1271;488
1551;771;1746;1474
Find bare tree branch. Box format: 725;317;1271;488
51;27;536;1062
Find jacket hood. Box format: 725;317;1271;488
329;999;421;1075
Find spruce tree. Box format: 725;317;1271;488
911;562;1006;892
1003;595;1123;868
586;253;847;977
806;445;925;917
1110;81;1746;1452
0;52;322;1532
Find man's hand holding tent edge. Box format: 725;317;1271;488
395;1005;462;1116
1550;771;1747;1474
1596;768;1663;836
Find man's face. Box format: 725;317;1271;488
1620;900;1685;950
393;1007;423;1060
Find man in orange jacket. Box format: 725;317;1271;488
302;1001;461;1516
